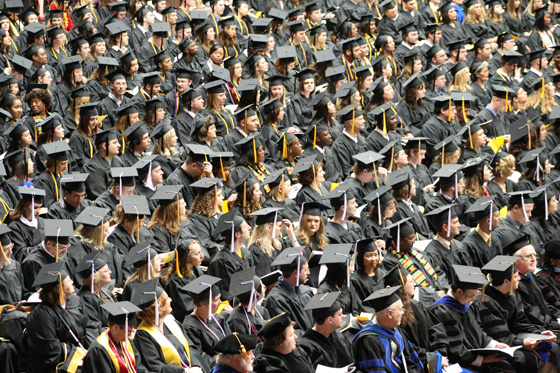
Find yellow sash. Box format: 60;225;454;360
137;320;184;367
97;332;136;373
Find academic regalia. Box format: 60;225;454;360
20;245;69;291
377;16;404;46
317;280;362;316
494;215;545;254
253;347;315;373
365;129;402;153
361;219;392;248
441;22;467;49
76;285;116;329
331;133;369;179
536;268;560;311
207;247;255;302
263;279;314;331
149;224;181;253
324;221;363;244
107;224;153;256
82;330;147;373
9;218;45;263
353;324;423;373
129;26;151;52
261;198;301;223
182;312;228;358
225;304;270;337
425;193;471;227
294;185;333;217
0;259;28;303
290;93;315;123
163;266;204;323
299;328;354;370
135;316;210;373
82;154;117;200
458;227;500;265
504;12;525;37
94;190;120;215
350;269;386;313
470;82;492;112
46;200;92;229
137;41;162;74
69;132;96;170
33;170;61;208
51;82;75;115
183;213;222;260
394;200;432;237
156;153;183;179
99;96;129;129
165;166;198;209
303;145;343;183
247;242;283;278
134;181;158;213
25;301;92;372
518;270;560;322
424;238;465;284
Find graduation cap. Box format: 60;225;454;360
482;256;518;295
320;244;353;286
19;185;46;213
294;68;316;82
271;247;307;286
111;167;138;193
325;65;346;82
252;17;273;33
432;164;463;199
185;143;213;164
3;0;22;10
507;190;533;221
261;168;289;195
151;184;183;207
0;225;11;264
491;85;515;101
448;61;469;77
214;333;259;356
387;167;412;192
353;65;373;79
60;173;88;193
309;24;328;38
210;152;235;181
108;1;128;11
248;34;269;49
337;104;362;133
363;285;401;312
235;135;262;164
43;219;73;261
452;264;488;298
46;26;64;40
382;264;410;289
24;22;46;37
385;217;414;252
286;19;306;33
75;103;98;118
105;68;130;82
121;122;149;143
252;207;283;238
74;251;108;292
425;204;458;237
31;262;69;303
101;301;141;339
434;136;459;167
502;234;532;256
304;291;342;323
94;128;119;147
229;267;260;309
401;73;425;93
519;148;546;182
184;275;221;320
61;55;83;72
9;55;32;75
202;79;227;94
276;46;297;63
500;50;522;65
259;312;292;339
464;196;498;228
140;71;162;87
529;185;552;219
215;208;245;248
130;278;164;324
323;185;355;220
190;178;223;197
364;186;394;225
43;141;70;161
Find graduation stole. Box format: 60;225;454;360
248;163;271;192
97;330;136;373
137;320;188;367
432;295;469;313
393;249;437;287
0;197;9;223
352;324;407;373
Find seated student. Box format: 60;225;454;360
95;167;138;216
361;186;396;244
383;265;451;372
536;240;560;311
324;185;363;244
430;265;514;371
208;208;254;302
133;155;165;214
331;105;369;179
423;205;466;282
247;207;298;277
33;141;71;209
293;156;332;216
212;332;259;373
353;286;425;373
121;242;163;302
82;129;122;201
148;185;188;253
299;292;354;369
75;252;117;331
8;187;46;263
317;244;363;316
477;256;559;373
46;173;92;227
351;238;387;313
303;122;343;183
503;236;560;331
0;225;29;304
226;267;270;337
107;195;153;257
261;169;301;223
163;238;205;323
344;151;385;208
263;247;315;332
81;301;149;373
133;279;209;373
253;313;315;373
460;196;504;267
182;275;229;361
381;218;449;306
21;219;73;292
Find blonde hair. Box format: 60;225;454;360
309;33;327;52
465;173;485;198
70;96;90;124
152;131;179;158
507;0;522;18
148;201;186;236
524;88;557;115
247;223;282;257
75;223;107;248
448;68;471;93
524;0;539;14
493;154;516;178
296;214;327;250
124;256;161;288
465;4;486;23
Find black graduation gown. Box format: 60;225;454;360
208;109;237;138
459;229;503;267
76;286;116;330
8;218;45;263
441;22;467;49
182;312;228;358
324;221;363;244
331;132;369;179
253;347;314;373
291;93;315;124
303;145;343;183
473;107;509;139
423;238;465;285
94;190;120;215
247;242;283;278
81;332;146;373
129;26;150;52
518;271;560;322
394;200;432;237
165;166;197;209
137;41;161;74
225;305;270;337
163;267;204;323
377;16;404;45
263;280;314;331
470;82;492;112
33;170;61;208
68;132;95;170
350;270;386;314
21;245;71;291
421;116;461;161
51;82;74;115
299;329;354;369
25;302;91;372
82;154;116;200
366;128;403;153
46;200;92;229
261;198;301;223
0;259;27;304
135;318;209;373
207;246;255;302
294;185;333;217
317;281;362;316
494;215;545;255
107;224;152;256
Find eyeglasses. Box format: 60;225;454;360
517;253;537;260
403;237;416;242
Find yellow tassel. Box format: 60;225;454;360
219;157;225;181
313;126;317;149
382;110;387;134
541;78;545;99
468;126;472;148
282;136;288;158
176;194;180;225
448;98;451;122
481;284;485;301
351;108;355;134
243;181;247;208
55;227;60;263
175;249;182;277
58;273;64;305
201;150;208;179
441;143;445;168
389;146;394;172
372;159;380;188
0;242;11;265
279;175;285;203
253;138;257;163
509;269;514;295
462;98;466;121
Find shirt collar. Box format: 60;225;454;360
529;67;543;76
342;129;358;143
476;225;492;245
435;234;452;250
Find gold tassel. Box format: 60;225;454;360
389;146;394;172
176;194;180;225
243;181;247;208
279;175;285;203
351;108;355;134
382;110;387;134
282;135;288;158
201;150;208;179
0;243;10;265
541;78;545;99
313;126;317;149
462;97;466;121
175;249;182;277
372;161;380;188
509;268;514;295
447;98;451;122
55;227;61;263
92;215;104;247
219;157;226;181
441;142;445;168
468;126;472;148
481;284;485;301
253;138;257;163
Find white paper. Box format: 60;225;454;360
289;183;302;200
469;345;522;358
444;363;463;373
315;364;355;373
353;204;367;219
413;239;432;252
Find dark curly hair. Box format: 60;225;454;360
24;88;52;110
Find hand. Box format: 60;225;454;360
202;162;213;177
423;184;435;193
286;127;300;134
542;330;556;342
187;368;204;373
438;290;447;298
325;12;335;19
378;167;388;183
282;219;293;233
482;354;506;364
523;338;538;350
503;134;511;144
495;343;509;349
374;239;385;250
227;194;237;203
441;356;449;369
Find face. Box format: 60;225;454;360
65;189;86;208
382;63;392;78
95;41;106;55
179;198;187;215
404;274;416;296
38;71;53;86
479;44;492;60
62;276;74;298
151;166;164;185
97;265;112;285
306;215;321;234
53;124;65;140
278;325;297;353
435;75;447;91
400;232;415;253
1;242;13;262
9;99;23;119
20;130;32;147
550;196;558;213
434;50;448;65
211;48;224;64
36;48;48;65
214;0;225;15
190;243;205;266
390;299;405;326
294;30;306;43
303;78;315;93
516;245;537;273
477;67;490;81
363;250;380;271
383;85;394;101
211;293;222;312
457;288;479;305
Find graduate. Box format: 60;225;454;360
107;194;152;257
0;224;29;304
430;264;514;371
323;185;363;244
331;104;369;179
207;208;255;302
46;173;92;226
81;301;147;373
33;140;71;208
8;187;46;263
95;167;138;215
148;185;188;253
211;332;259;373
226;267;270;337
353;285;424;373
253;312;315;373
132;155;163;213
82;129;122;201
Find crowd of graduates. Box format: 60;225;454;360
5;0;560;371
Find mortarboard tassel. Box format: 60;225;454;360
313;125;317;149
509;268;514;295
219;157;226;181
0;242;10;265
382;110;387;135
175;249;182;277
55;227;61;263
